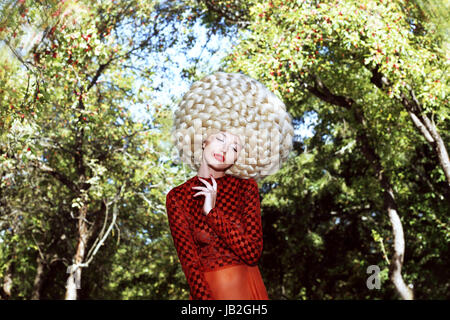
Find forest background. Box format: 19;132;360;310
0;0;448;300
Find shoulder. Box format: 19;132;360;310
166;187;178;202
236;177;260;206
239;175;258;186
166;176;196;202
166;183;187;216
234;176;259;191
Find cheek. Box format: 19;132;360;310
203;141;213;150
206;140;219;149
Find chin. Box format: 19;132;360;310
208;163;232;171
207;159;233;171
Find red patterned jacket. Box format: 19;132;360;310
165;174;263;300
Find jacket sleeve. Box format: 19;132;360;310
204;178;263;265
166;189;213;300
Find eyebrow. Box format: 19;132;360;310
219;132;242;148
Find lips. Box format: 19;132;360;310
213;153;225;162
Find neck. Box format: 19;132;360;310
197;172;226;179
197;158;226;179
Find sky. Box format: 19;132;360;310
125;18;316;142
126;18;233;121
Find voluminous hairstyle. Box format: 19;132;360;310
171;72;294;181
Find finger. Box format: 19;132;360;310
193;192;206;197
210;175;217;190
198;177;212;189
192;186;207;191
198;177;212;187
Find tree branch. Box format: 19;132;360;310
305;74;354;109
30;161;78;194
367;66;450;185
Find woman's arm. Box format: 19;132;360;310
166;189;213;300
204;178;263;265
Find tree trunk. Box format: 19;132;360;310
1;264;13;299
305;75;414;299
353;107;414;300
31;255;46;300
65;203;89;300
383;185;414;300
65;267;81;300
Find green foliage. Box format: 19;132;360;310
0;0;219;299
227;0;449;299
0;0;448;300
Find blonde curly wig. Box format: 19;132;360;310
170;72;294;181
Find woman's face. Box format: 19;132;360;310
202;131;243;169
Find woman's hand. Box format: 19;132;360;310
192;175;217;215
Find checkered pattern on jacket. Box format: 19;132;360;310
165;174;263;300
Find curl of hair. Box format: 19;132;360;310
171;72;294;181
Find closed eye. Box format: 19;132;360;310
217;137;237;152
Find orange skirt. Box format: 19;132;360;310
193;264;269;300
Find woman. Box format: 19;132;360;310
166;72;294;300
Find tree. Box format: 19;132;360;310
2;0;447;300
1;0;252;300
0;0;217;299
225;0;448;299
